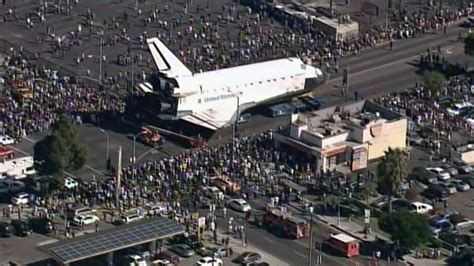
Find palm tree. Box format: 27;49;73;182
377;147;408;213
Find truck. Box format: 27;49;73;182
262;206;310;239
139;127;164;147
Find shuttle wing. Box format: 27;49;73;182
147;37;193;78
180;108;236;131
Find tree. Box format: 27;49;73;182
423;71;445;95
377;147;407;213
465;33;474;56
379;212;432;250
34;114;87;176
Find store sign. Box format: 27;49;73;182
352;147;368;171
370;123;383;138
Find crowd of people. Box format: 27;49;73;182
0;47;126;138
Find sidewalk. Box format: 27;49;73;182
201;229;289;266
402;255;447;266
317;214;391;243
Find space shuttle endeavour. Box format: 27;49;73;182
142;37;324;131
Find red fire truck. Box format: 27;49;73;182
262;206;310;239
325;233;360;257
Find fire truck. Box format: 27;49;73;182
139;127;164;147
262;206;310;239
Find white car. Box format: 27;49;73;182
128;255;147;266
426;167;451;181
117;212;143;224
451;179;471;192
439;182;457;194
73;214;100;226
64;177;79;189
410;202;433;214
196;257;223;266
11;192;30;205
204;186;224;199
447;102;472;116
228;198;251;212
0;135;15;146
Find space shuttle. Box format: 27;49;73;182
142;37;324;131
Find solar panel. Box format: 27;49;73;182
48;218;184;263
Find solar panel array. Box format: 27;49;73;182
48;218;184;263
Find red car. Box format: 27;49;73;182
0;146;14;160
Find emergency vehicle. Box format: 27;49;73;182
262;206;310;239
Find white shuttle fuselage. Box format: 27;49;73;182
146;38;323;130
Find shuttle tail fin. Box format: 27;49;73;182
147;37;193;78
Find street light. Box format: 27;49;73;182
99;129;110;167
308;206;314;266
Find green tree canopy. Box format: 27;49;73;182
377;147;407;196
34;114;87;176
379;212;432;249
465;33;474;56
423;71;445;95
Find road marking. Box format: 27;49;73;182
23;136;37;143
293;250;306;258
85;165;104;175
263;237;273;243
329;54;419;83
9;146;30;156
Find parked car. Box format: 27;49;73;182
65;206;96;220
410;202;433;214
124;254;147;266
0;222;14;237
150;251;179;266
452;160;472;174
460;175;474;187
144;203;167;217
64;177;79;189
439;182;457;194
228;198;251;212
11;192;30;205
196;257;223;266
213;246;232;258
171;234;203;250
439;233;469;251
203;186;224;199
0;180;25;194
411;167;437;185
451;179;470;192
422;184;449;201
0;135;15;145
407;131;424;146
443;165;459;176
170;244;195;257
426;167;451;181
449;214;474;230
28;217;54;234
10;219;32;237
197;246;215;257
115;212;143;225
430;221;453;236
232;252;262;264
73;214;100;227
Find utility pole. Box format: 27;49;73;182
232;95;240;180
308;206;314;266
99;33;103;86
116;146;122;208
385;0;389;34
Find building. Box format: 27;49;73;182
313;16;359;41
274;100;407;173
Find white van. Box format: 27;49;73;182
410;202;433;214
